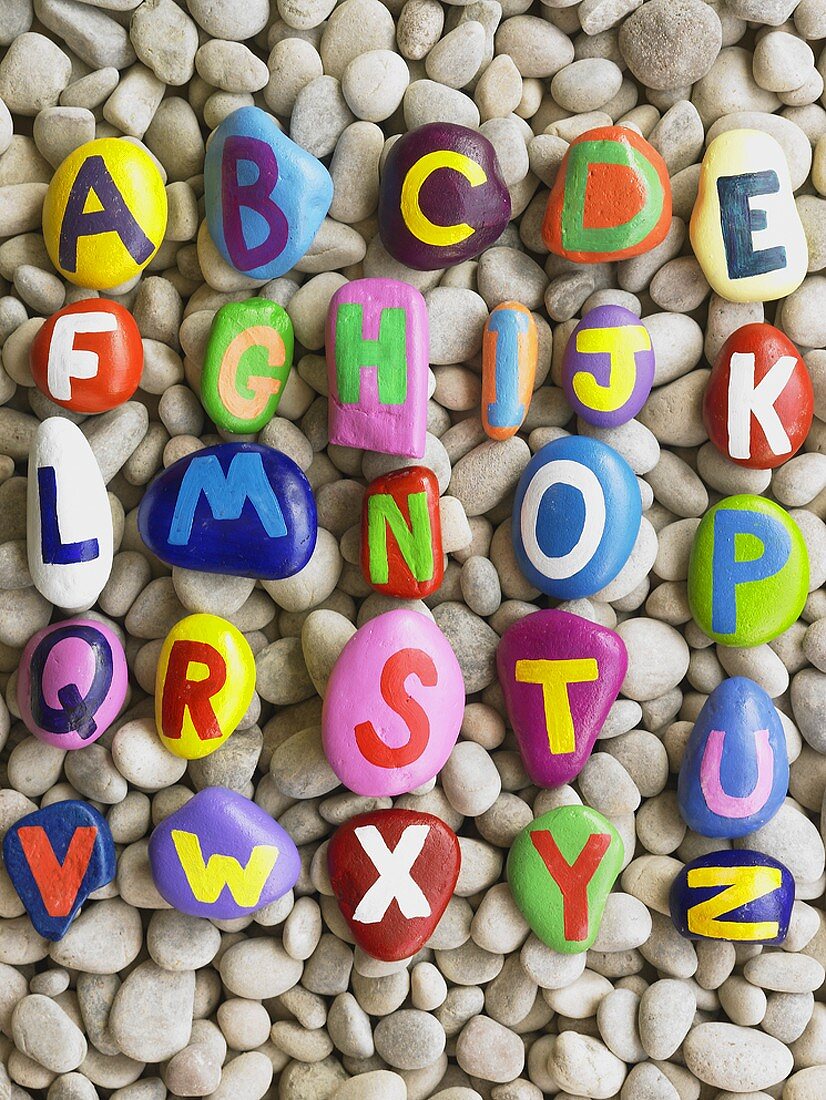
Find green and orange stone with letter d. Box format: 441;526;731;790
507;805;624;953
542;125;671;263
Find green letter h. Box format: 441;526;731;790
335;304;408;405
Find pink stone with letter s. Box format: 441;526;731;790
322;609;464;797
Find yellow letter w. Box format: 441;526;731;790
171;830;278;907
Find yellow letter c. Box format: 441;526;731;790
400;150;488;247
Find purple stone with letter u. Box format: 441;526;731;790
204;106;333;279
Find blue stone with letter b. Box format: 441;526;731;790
204;106;333;280
512;434;641;599
138;442;317;578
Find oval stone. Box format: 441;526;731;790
204;105;333;280
562;304;655;428
670;849;794;945
678;676;788;839
201;298;294;434
328;808;460;962
542;125;671;262
27;417;113;612
513;434;642;599
703;322;813;469
17;618;128;751
378;121;511;270
497;609;627;789
137;442;317;579
3;800;116;942
30;299;143;415
690;128;807;303
43;137;167;290
507;805;624;954
687;494;808;647
155;613;255;761
148;787;301;920
481;301;538;441
322;609;465;796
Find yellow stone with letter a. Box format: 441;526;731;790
43;138;167;291
155;612;255;760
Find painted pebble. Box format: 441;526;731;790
3;801;116;941
361;467;443;599
703;322;813;470
690;128;807;303
28;417;113;613
542;125;671;263
327;277;429;458
202;298;294;435
322;609;464;797
678;676;788;839
562;304;655;428
17;618;128;751
138;442;317;579
507;805;624;954
687;494;808;647
481;301;538;441
378;121;511;270
155;614;255;761
30;299;143;415
204;105;333;280
497;609;627;789
42;137;167;290
328;809;460;963
670;849;794;945
513;434;641;599
148;787;300;920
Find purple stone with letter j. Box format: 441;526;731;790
562;304;656;429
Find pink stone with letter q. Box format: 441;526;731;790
17;618;128;750
326;277;429;458
322;609;464;796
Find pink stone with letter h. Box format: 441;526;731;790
326;277;429;458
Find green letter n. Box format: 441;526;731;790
335;304;408;405
368;491;434;585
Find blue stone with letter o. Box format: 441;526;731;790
138;442;317;578
512;434;641;599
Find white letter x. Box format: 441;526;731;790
352;824;431;924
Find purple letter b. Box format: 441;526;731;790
221;135;289;272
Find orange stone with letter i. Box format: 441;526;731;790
482;301;538;441
542;126;671;263
155;612;255;760
361;466;443;598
